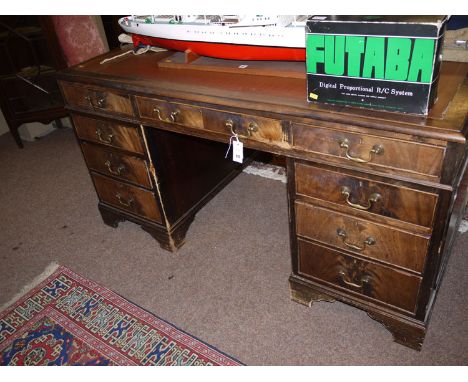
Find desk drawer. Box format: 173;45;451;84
297;239;421;313
295;163;438;229
72;115;145;154
92;173;162;223
203;109;287;146
292;123;445;179
136;96;203;129
295;202;429;273
82;142;152;188
61;82;133;116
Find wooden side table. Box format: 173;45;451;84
0;16;67;148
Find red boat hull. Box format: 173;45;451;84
131;33;306;61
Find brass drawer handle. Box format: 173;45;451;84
153;107;179;123
339;269;370;289
247;121;258;136
104;160;125;176
85;95;93;107
116;193;134;207
225;120;257;136
336;228;376;251
225;119;236;134
341;186;381;211
96;98;106;108
95;128;114;144
85;95;106;109
339;138;384;163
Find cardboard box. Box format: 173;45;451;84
306;16;448;115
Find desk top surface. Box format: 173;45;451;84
58;48;468;143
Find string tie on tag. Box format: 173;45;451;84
225;131;240;158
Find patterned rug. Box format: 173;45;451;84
0;264;242;366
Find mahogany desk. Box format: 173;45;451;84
57;49;468;351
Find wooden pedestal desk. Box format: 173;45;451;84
57;49;468;351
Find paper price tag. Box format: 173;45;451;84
232;140;243;163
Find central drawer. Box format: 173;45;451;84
136;96;204;129
203;109;287;146
295;202;429;273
